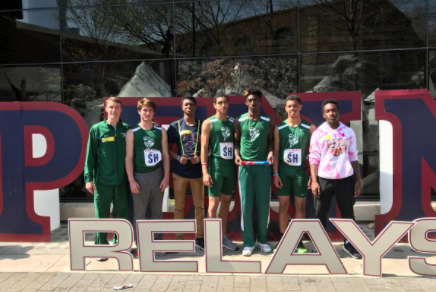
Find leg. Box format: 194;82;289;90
149;168;164;240
333;176;356;221
292;170;308;220
277;196;290;233
208;197;220;218
173;173;188;240
314;177;335;229
112;183;130;244
220;165;236;236
276;169;292;233
94;184;114;245
208;163;224;219
219;194;232;235
255;166;272;244
131;173;152;244
239;166;255;247
190;176;205;239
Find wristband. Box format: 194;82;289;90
273;173;279;177
177;155;181;161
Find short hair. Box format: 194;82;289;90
213;91;229;103
286;95;301;104
137;98;156;111
322;99;340;112
181;95;196;106
243;88;262;100
105;97;122;107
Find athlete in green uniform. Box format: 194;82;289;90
84;97;130;261
234;88;275;256
125;98;170;255
273;95;315;253
201;92;238;251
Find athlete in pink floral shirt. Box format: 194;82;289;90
309;99;362;259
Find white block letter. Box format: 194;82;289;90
409;218;436;276
137;220;198;273
69;219;134;271
205;219;261;273
265;219;347;275
331;219;414;277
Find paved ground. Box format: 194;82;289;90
0;223;435;291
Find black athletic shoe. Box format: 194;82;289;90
195;238;205;251
343;242;362;259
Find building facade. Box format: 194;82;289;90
1;0;435;201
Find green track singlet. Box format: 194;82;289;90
239;113;270;161
277;119;311;170
132;124;162;173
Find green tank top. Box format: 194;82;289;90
278;119;311;170
132;124;162;173
239;113;270;161
208;116;234;165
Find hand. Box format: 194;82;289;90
86;182;95;194
274;176;283;189
311;181;321;199
307;177;312;189
179;155;188;165
130;181;140;194
235;155;242;166
190;155;199;164
267;152;274;165
203;173;213;187
160;176;169;192
354;180;362;197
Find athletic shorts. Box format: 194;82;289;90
208;159;236;197
276;161;308;198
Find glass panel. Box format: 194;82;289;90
61;60;173;200
430;0;436;47
58;0;175;7
302;49;425;198
177;56;298;114
300;0;427;52
0;65;62;102
429;49;436;99
61;3;173;62
174;0;298;57
0;9;61;64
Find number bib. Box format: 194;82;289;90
284;149;301;166
219;142;233;159
144;150;162;167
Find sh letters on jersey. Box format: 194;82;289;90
1;90;436;253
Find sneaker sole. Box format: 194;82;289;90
342;245;362;259
195;244;205;251
223;244;238;251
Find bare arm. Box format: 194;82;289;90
125;129;140;194
307;124;317;187
160;128;170;191
267;118;275;164
234;118;242;165
273;126;283;189
201;120;213;186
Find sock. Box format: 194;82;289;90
344;239;350;244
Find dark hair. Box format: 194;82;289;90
213;91;229;103
244;88;262;100
181;95;196;106
286;95;301;104
322;99;339;112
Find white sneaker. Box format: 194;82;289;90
242;246;255;257
257;242;272;253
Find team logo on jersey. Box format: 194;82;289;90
121;133;126;138
143;136;155;149
288;133;299;147
221;127;231;141
249;127;260;141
